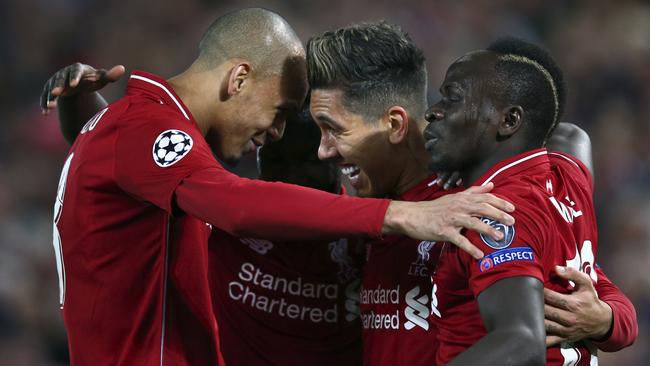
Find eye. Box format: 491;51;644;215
442;85;462;103
447;91;461;102
329;127;343;137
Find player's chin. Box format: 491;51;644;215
428;155;452;174
220;150;242;167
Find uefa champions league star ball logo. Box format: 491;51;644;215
479;217;515;249
152;129;193;167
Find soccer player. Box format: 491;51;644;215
50;79;365;364
42;8;518;365
306;24;636;366
422;37;633;365
307;23;448;365
44;24;635;366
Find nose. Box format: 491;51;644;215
425;106;444;123
268;120;286;142
318;133;340;161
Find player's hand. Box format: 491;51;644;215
544;266;613;346
384;182;515;259
434;171;463;190
40;63;125;114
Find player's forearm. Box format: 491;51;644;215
175;168;390;241
591;268;638;351
58;92;108;144
592;298;638;351
448;327;545;366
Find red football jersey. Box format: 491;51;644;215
208;230;363;365
53;71;223;365
360;175;462;366
53;70;391;365
431;149;600;366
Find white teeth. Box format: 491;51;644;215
341;165;360;177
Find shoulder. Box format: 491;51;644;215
119;96;191;128
548;151;593;189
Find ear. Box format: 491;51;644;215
498;105;523;137
227;62;252;96
386;106;409;144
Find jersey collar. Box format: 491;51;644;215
126;70;194;123
398;173;444;202
473;148;550;187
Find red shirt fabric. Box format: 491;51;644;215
431;149;601;366
53;71;391;365
591;267;638;352
360;175;462;366
208;230;363;365
55;71;222;365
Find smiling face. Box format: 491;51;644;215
209;61;308;165
424;51;503;174
310;89;401;198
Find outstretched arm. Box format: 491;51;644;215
449;276;546;366
40;63;124;143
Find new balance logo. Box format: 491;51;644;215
404;286;430;331
240;238;274;255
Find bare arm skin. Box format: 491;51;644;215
449;276;546;366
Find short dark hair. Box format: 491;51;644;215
486;37;566;145
197;8;303;77
307;22;427;120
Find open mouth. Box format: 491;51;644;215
341;165;360;178
340;165;362;187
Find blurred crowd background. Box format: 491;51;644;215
1;0;648;364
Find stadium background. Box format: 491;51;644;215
1;0;648;364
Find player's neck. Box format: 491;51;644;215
393;141;431;197
167;66;224;136
461;139;536;186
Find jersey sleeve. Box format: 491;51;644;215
114;113;217;214
548;151;594;191
461;199;546;298
174;168;390;241
590;266;638;352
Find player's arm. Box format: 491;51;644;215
448;276;546;366
175;168;513;256
40;63;124;143
52;66;515;256
546;122;593;175
544;266;638;351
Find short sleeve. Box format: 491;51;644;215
461;204;545;297
114;114;218;213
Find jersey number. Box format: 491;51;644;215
53;153;74;308
565;240;598;285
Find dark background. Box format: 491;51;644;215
1;0;648;364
